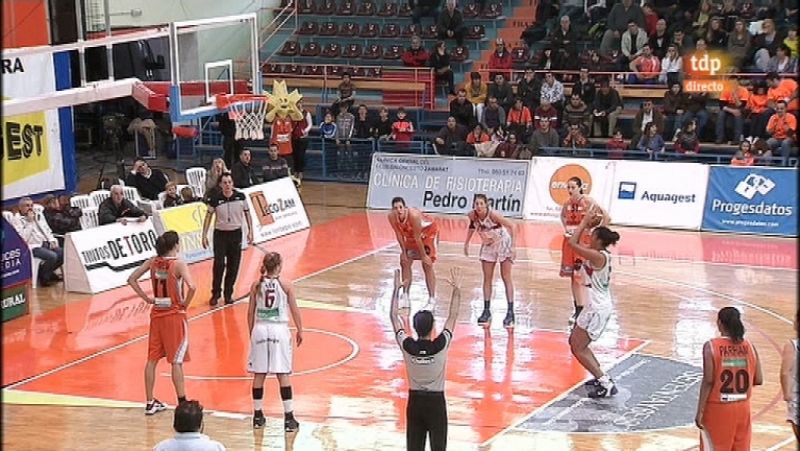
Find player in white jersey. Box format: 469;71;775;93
247;251;304;432
780;309;799;441
464;194;516;329
567;205;621;398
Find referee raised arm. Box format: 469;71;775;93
390;267;462;451
202;172;254;306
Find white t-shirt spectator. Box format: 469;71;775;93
153;432;226;451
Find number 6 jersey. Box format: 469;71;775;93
708;336;757;404
255;276;289;324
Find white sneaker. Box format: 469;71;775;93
145;399;168;415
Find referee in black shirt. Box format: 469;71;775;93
202;172;254;305
390;267;463;451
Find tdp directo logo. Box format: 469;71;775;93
683;51;733;93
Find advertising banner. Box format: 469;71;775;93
609;161;709;230
242;177;311;244
153;202;214;263
1;217;32;321
523;157;616;221
702;166;797;236
367;153;529;217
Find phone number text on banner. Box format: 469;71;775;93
702;166;797;237
242;177;311;243
367;153;529;217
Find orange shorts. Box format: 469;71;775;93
403;225;439;263
560;231;591;277
148;313;190;364
700;401;752;451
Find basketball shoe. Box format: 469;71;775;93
253;412;266;429
145;399;168;415
588;379;618;398
503;310;515;329
477;309;491;326
284;413;300;432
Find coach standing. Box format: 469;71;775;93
390;267;462;451
202;173;253;306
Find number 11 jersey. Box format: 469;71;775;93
255;276;289;324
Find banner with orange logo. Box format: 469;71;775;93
523;157;616;221
242;177;310;244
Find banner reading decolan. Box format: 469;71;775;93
367;153;529;217
2;53;65;199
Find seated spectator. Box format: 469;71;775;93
637;122;666;159
747;81;770;139
153;400;226;451
539;72;565;112
591;79;623;137
642;3;658;36
785;29;798;58
571;68;595;106
126;158;169;201
681;92;710;140
650;18;670;59
562;93;591;137
631;99;665;146
488;38;513;79
674;119;700;155
42;194;81;244
412;0;439;25
704;16;728;50
371;107;392;139
758;72;799;138
727;19;751;70
663;82;687;139
206;158;228;196
98;185;148;226
751;137;775;164
671;28;695;55
464;72;488;123
481;96;506;134
320;111;337;139
506;98;533;142
14;197;63;287
659;44;683;85
162;182;184;208
331;73;356;117
180;187;198;204
752;19;784;72
391;108;416;143
530;118;560;154
766;100;797;164
533;47;556;71
450;89;475;128
466;124;490;144
606;128;628;159
716;76;750;144
621;20;649;63
600;0;645;57
767;43;798;75
550;16;578;70
436;0;466;46
534;98;559;132
262;143;291;182
429;41;456;96
401;35;430;67
628;43;661;84
488;73;514;112
231;149;258;188
731;140;756;166
434;116;469;155
494;133;523;159
516;70;541;114
562;123;589;150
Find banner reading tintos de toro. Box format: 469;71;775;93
367;153;529;217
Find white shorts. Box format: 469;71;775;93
247;323;293;374
576;301;612;341
479;230;514;263
788;401;798;425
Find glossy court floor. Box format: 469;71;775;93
2;183;797;451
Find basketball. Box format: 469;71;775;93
588;213;603;228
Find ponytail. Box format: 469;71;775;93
568;176;584;194
593;226;620;248
718;306;745;343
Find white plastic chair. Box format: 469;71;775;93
70;195;92;210
122;186;141;202
80;207;99;229
3;210;14;223
89;190;111;207
186;167;207;198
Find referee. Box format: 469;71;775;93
202;172;253;306
390;267;463;451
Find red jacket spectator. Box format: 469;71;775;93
401;36;430;67
488;38;513;78
606;133;628;159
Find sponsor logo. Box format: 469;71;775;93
249;192;297;227
1;248;23;275
711;173;792;217
617;182;697;204
734;173;774;200
80;230;158;271
2;58;24;74
617;182;636;200
2;112;50;185
549;164;591;205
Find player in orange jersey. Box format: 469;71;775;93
696;307;763;451
128;231;197;415
388;197;439;305
560;176;609;328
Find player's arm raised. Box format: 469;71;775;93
585;197;611;226
443;267;463;334
389;269;406;333
127;258;155;304
285;281;303;346
175;260;197;307
569;205;606;269
247;281;259;336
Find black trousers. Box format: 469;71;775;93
291;137;308;173
222;136;243;169
212;229;242;300
406;391;447;451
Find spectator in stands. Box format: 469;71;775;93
437;0;466;47
506;98;533;142
372;107;393;140
411;0;439;25
533;47;556;71
622;20;649;64
659;44;683;85
488;38;513;79
262;143;290;182
530;118;560;154
752;19;783;72
550;16;578;70
631;99;665;146
559;0;585;24
747;81;770;139
767;43;799;74
562;123;589;151
353;104;373;140
162;182;184;208
514;71;538;118
766;100;797;163
674;119;701;155
153;400;226;451
562;93;591;137
681;91;710;140
335;107;355;170
495;132;524;159
534;98;559;132
785;28;798;58
540;72;565;112
450;89;475;128
126;158;169;201
600;0;645;57
13;197;63;287
391;107;416;145
320;111;337;140
663;82;687;139
642;3;659;36
606;128;628;159
180;187;197;204
719;0;738;30
402;36;430;68
629;43;661;83
98;185;147;226
217;113;242;169
691;0;713;38
467;124;490;144
758;72;799;138
42;194;81;244
481;96;506;134
731;140;756;166
331;72;356;117
591;79;623;137
464;72;488;123
231;149;258;188
429;41;456;96
671;28;695;55
572;68;596;106
650;18;671;59
206;158;228;196
434;116;469;155
488;73;514;112
727;19;752;71
716;76;750;144
291;99;313;184
705;16;728;50
637;122;666;159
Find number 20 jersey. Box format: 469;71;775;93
708;336;757;404
255;277;289;324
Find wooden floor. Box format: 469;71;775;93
2;182;797;451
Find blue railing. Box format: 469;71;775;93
304;137;431;182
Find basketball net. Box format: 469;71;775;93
217;95;268;140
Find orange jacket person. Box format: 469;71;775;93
696;307;763;450
388;197;439;305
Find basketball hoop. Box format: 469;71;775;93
215;94;269;140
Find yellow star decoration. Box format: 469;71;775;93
265;80;303;122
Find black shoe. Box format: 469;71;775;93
477;309;491;326
145;399;168;415
503;311;515;329
209;297;219;306
253;413;266;429
284;414;299;432
224;298;234;305
588;380;618;398
583;378;600;387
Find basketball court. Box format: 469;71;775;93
2;183;797;450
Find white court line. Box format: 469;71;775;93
764;435;798;451
6;243;396;391
479;340;652;447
